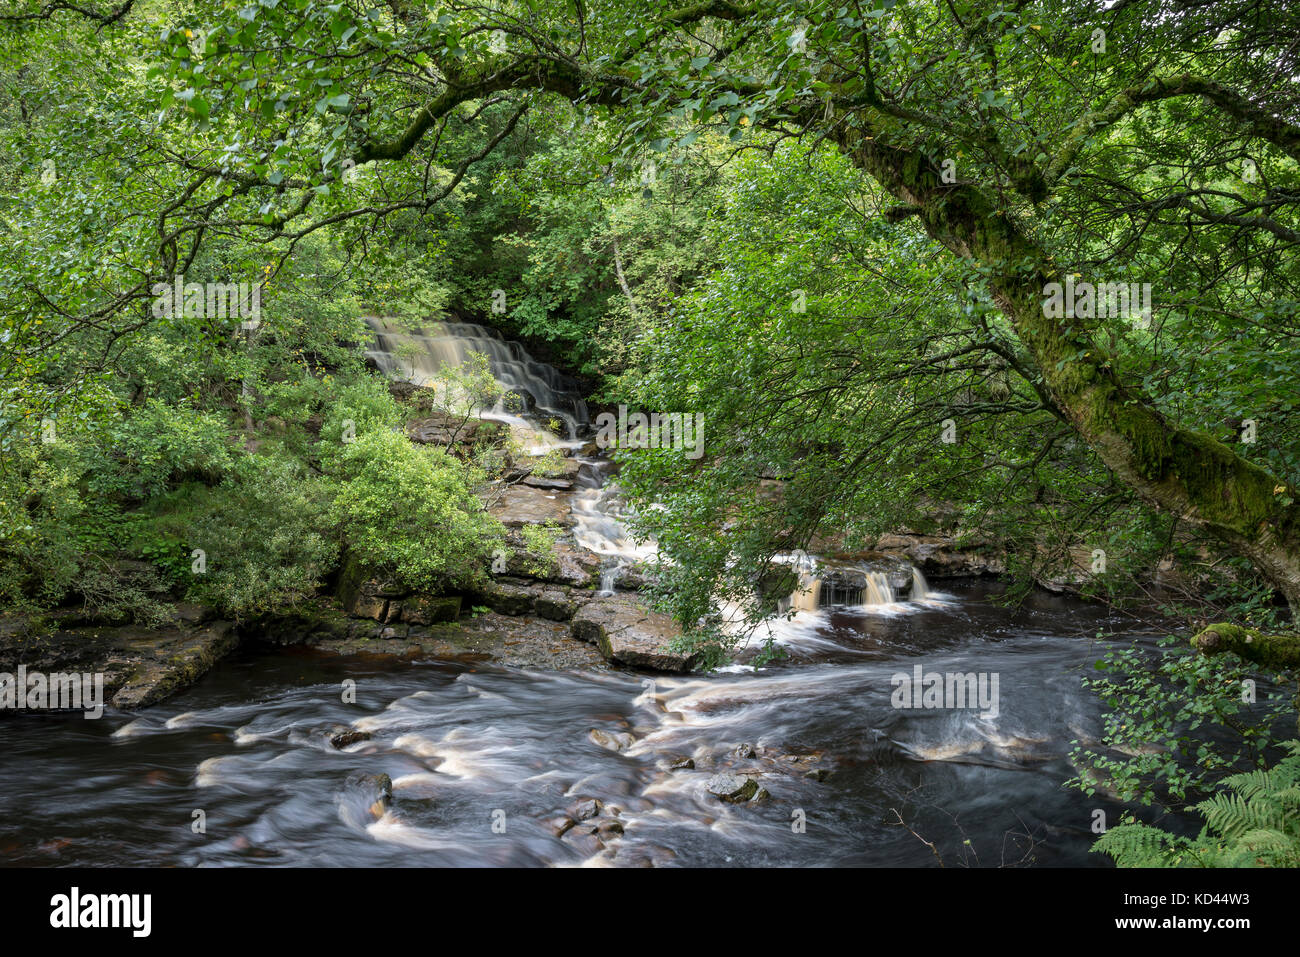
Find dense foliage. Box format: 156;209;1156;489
1;0;1298;866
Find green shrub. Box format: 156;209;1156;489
315;378;404;469
326;428;502;593
134;456;338;617
0;441;114;609
87;399;234;501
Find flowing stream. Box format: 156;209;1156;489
0;585;1165;867
0;320;1191;867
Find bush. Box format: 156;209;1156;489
315;379;404;470
1095;741;1300;867
134;455;338;617
326;427;502;593
87;399;234;501
1068;635;1294;806
0;440;118;610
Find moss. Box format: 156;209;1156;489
1193;622;1300;670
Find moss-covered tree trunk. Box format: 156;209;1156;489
833;128;1300;615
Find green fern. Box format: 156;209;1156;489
1094;741;1300;867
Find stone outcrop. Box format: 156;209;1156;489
0;615;240;711
869;534;1006;577
406;410;503;451
571;594;698;672
335;554;462;624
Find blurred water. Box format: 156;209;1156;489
0;584;1182;867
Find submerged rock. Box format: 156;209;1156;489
588;728;636;751
347;772;393;819
329;727;372;749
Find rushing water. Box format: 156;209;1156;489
363;315;589;440
0;321;1194;867
0;584;1176;867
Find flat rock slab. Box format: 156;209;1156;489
0;619;240;711
308;611;608;672
486;484;576;528
571;595;698;672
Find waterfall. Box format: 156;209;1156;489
362;315;589;440
911;566;931;600
596;564;624;598
787;554;821;613
861;571;896;605
776;556;939;612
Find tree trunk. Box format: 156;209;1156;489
833;127;1300;616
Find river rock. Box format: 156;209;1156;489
348;772;393;818
486;484;576;528
560;826;605;857
570;595;698;672
400;595;462;625
571;798;603;821
330;727;372;749
706;773;760;803
588;728;636;751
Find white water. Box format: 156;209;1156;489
363;315;589;447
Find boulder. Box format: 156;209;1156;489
534;590;578;621
336;554;406;620
706;773;760;803
571;595;698;672
400;595;462;625
473;579;536;617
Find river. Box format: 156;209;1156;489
0;583;1175;867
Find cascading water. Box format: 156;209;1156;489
364;313;654;579
569;457;659;573
363;315;589;442
772;553;948;627
911;566;932;600
0;585;1182;867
